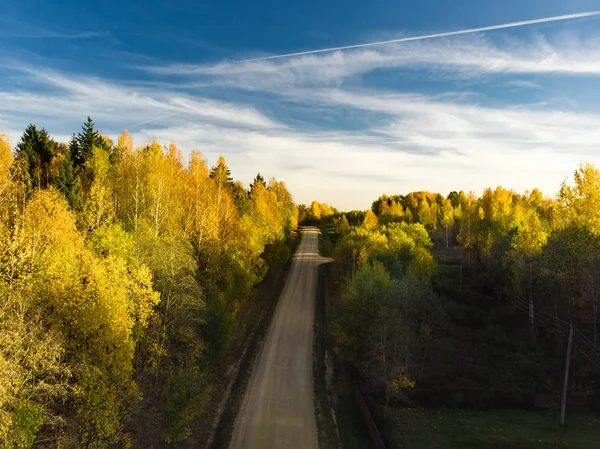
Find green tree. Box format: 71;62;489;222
334;214;350;235
51;149;83;212
71;117;104;169
15;124;55;190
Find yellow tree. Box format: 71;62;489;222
114;144;146;231
182;151;220;259
86;147;115;230
457;191;478;268
440;198;454;248
310;201;321;221
0;134;12;211
388;200;404;217
20;190;158;447
554;163;600;345
362;209;378;230
250;180;284;246
506;211;548;336
268;177;298;233
417;199;436;229
117;130;134;153
557;162;600;235
209;156;239;244
144;141;169;237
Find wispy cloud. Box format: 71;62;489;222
232;10;600;63
2;11;600;209
295;88;600;153
143;34;600;92
0;67;280;130
126;113;594;209
0;31;105;39
0;16;106;40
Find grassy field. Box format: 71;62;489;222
377;407;600;449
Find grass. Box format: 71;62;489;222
377;407;600;449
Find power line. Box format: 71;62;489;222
572;341;600;371
474;263;600;365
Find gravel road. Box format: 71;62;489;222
229;227;329;449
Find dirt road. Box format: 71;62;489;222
229;227;329;449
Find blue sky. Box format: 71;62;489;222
1;0;600;209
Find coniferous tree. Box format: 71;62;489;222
53;149;83;212
250;172;266;192
209;155;234;190
71;116;103;168
15;124;55;189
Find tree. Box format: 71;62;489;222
0;134;12;211
86;147;115;229
71;116;104;168
557;163;600;235
249;180;285;246
250;173;266;191
20;190;158;446
111;130;134;164
440;198;455;248
51;148;83;212
362;209;378;230
182;151;220;260
506;211;548;336
310;201;321;221
334;261;444;403
15;124;55;189
334;214;350;235
209;155;234;190
418;199;436;230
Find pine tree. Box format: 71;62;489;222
71;116;103;168
53;150;83;211
209;155;234;189
15;124;55;189
250;172;266;192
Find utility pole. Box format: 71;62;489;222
529;299;535;336
560;324;573;426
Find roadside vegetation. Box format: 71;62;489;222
0;120;298;448
317;162;600;448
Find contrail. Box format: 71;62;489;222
237;11;600;63
126;112;181;130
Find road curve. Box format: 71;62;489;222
229;226;329;449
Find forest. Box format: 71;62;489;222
0;119;298;448
320;164;600;447
2;117;600;449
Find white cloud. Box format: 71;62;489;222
125;91;600;210
3;30;600;210
0;67;279;131
143;34;600;90
297;88;600;151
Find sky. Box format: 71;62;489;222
1;0;600;210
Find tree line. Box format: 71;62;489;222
327;163;600;410
0;118;298;448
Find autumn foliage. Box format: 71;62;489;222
329;163;600;411
0;120;297;448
